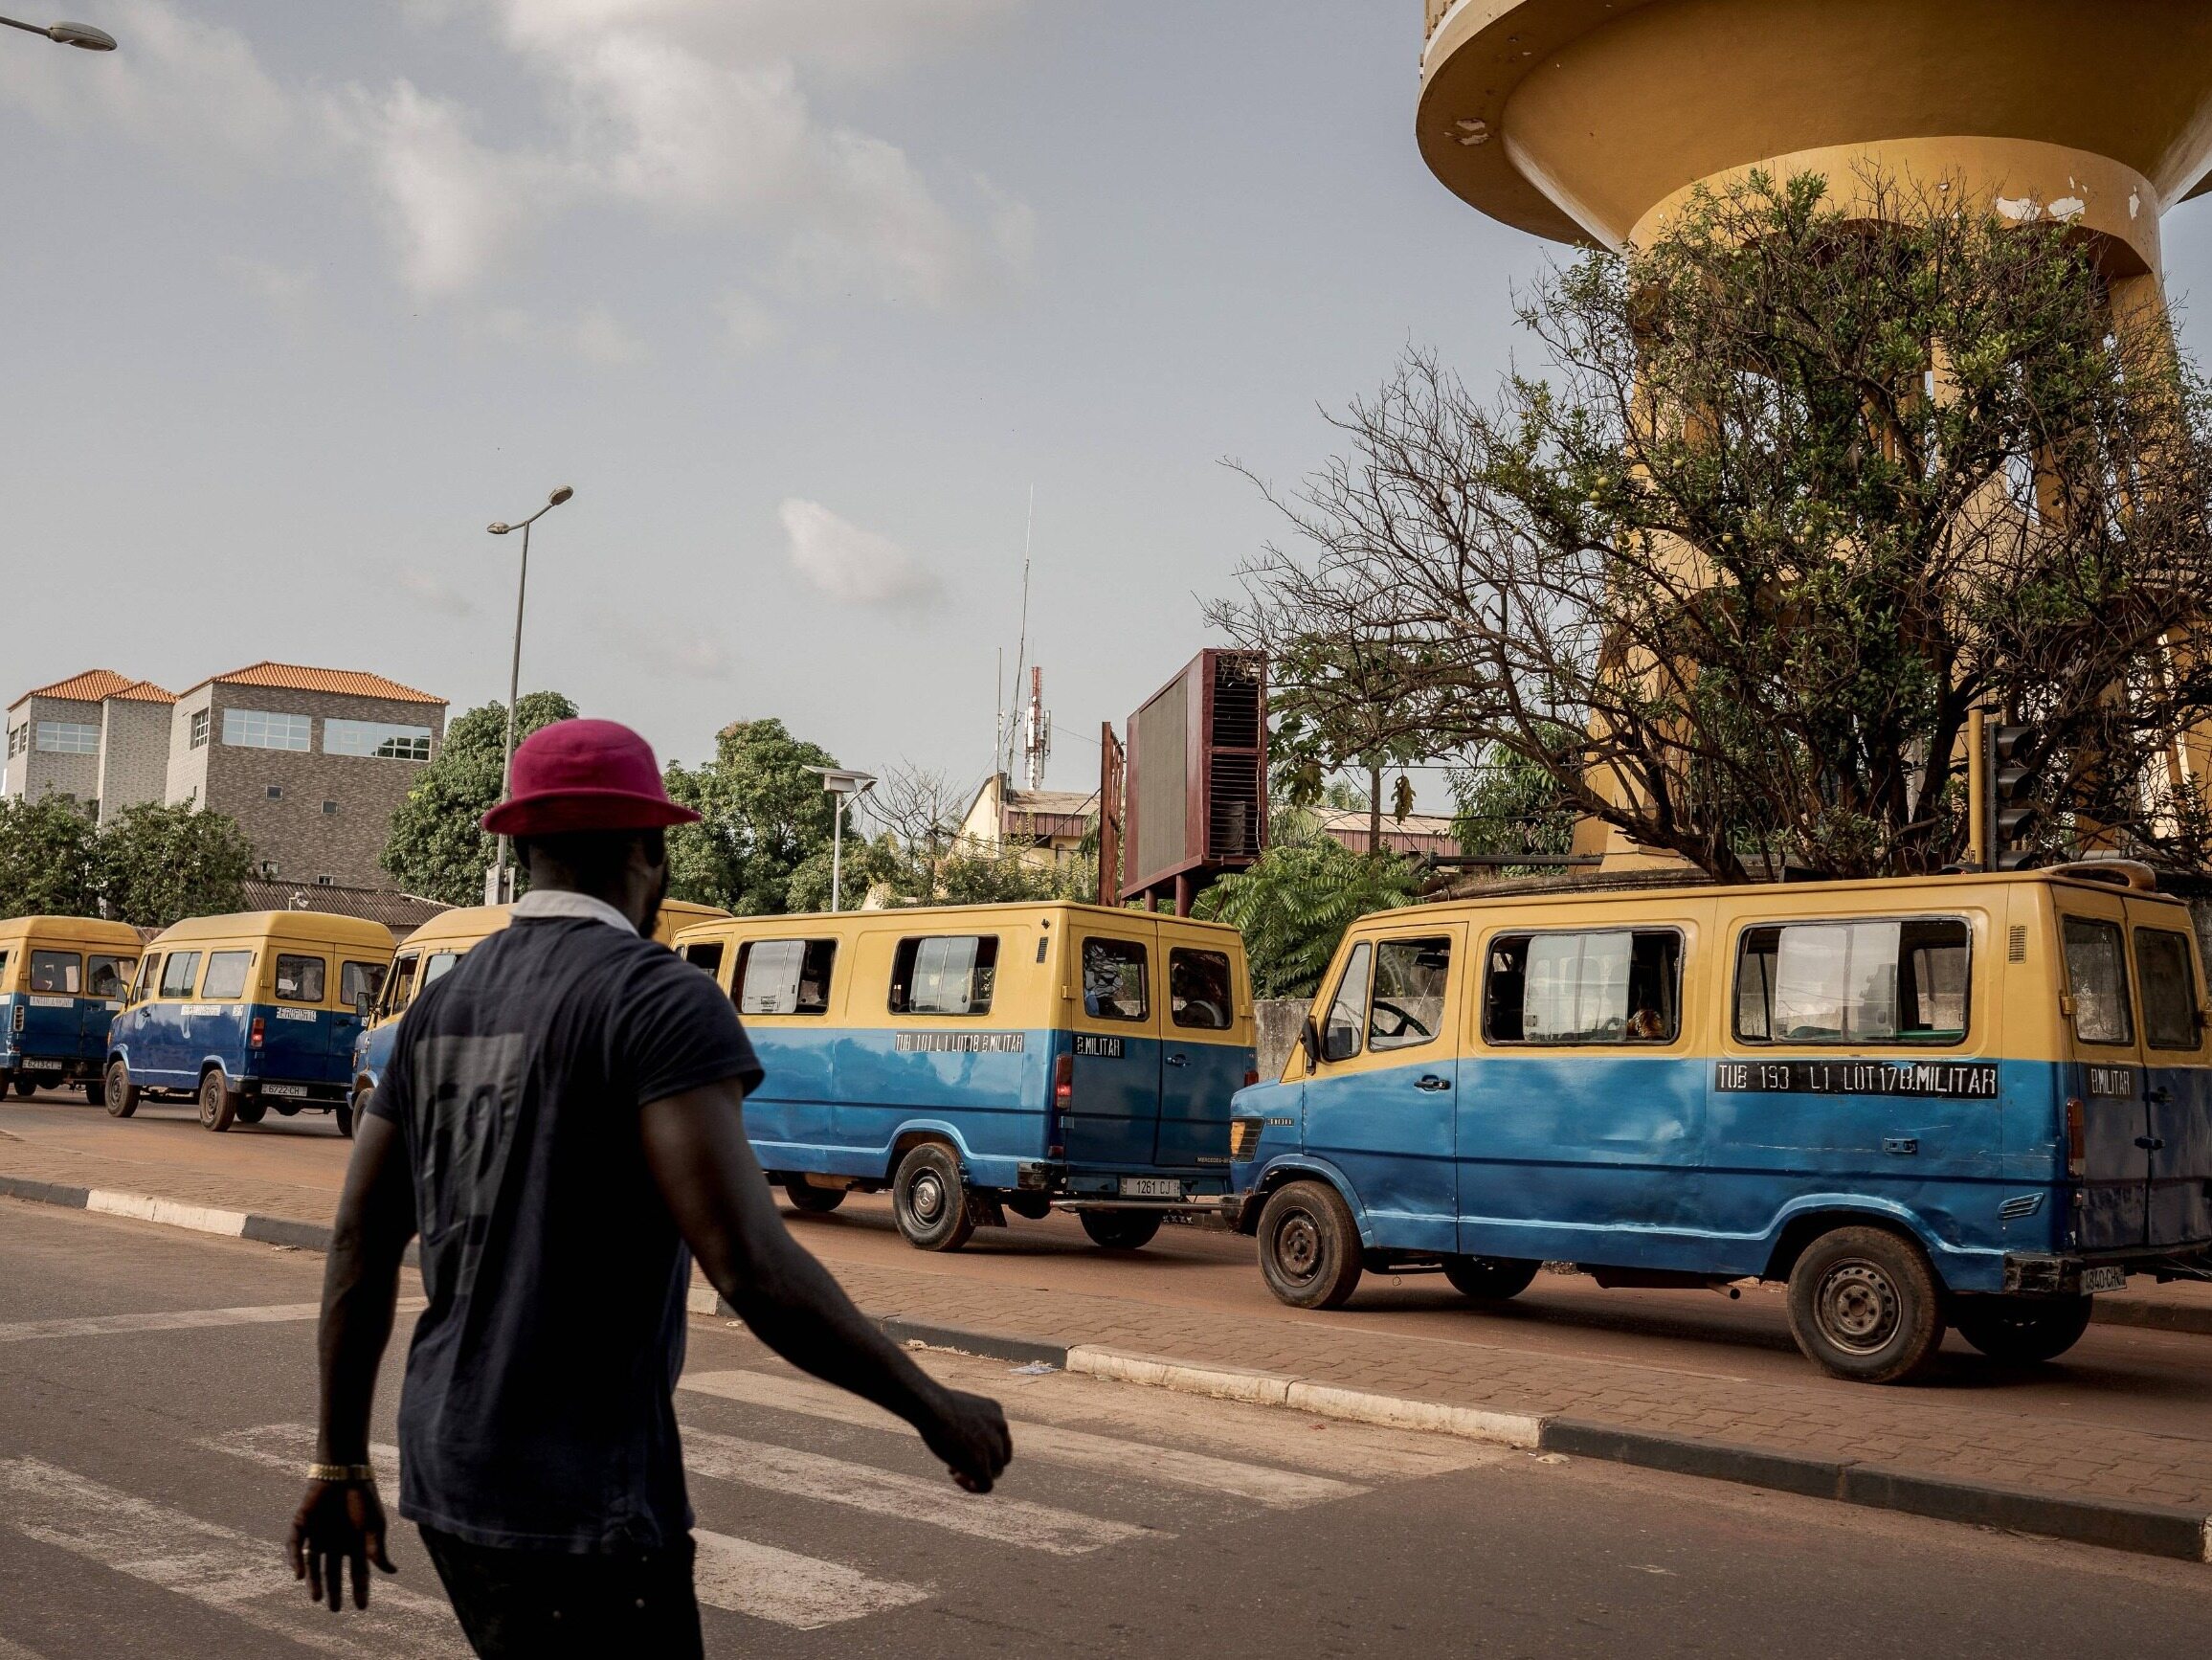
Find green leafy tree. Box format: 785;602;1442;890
663;719;846;914
96;799;253;927
1193;812;1420;998
0;796;100;918
1451;736;1579;876
381;692;578;905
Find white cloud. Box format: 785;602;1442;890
779;498;942;607
607;616;733;680
717;289;785;354
394;566;479;618
483;304;651;365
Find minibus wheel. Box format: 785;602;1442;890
1080;1210;1162;1250
1442;1255;1540;1301
784;1178;846;1215
892;1143;974;1251
197;1070;237;1133
1257;1181;1363;1310
10;1077;34;1098
102;1062;138;1119
335;1100;356;1139
1951;1293;2093;1364
1785;1225;1945;1383
81;1081;101;1107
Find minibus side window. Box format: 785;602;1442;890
87;955;130;999
1370;936;1452;1052
29;951;82;995
1486;931;1680;1044
276;954;327;1003
1082;939;1149;1021
737;939;837;1016
0;950;11;992
341;961;387;1013
1169;949;1234;1030
200;951;254;1001
129;954;157;1003
421;952;462;990
383;954;419;1018
681;940;726;978
2061;918;2133;1045
890;936;995;1017
2135;929;2201;1050
159;953;201;998
1735;918;1968;1044
1321;942;1373;1063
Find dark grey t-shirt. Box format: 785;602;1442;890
366;914;761;1552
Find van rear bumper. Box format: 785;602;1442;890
2000;1250;2209;1294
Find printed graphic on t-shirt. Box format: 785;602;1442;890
413;1031;528;1250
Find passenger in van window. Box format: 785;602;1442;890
297;719;1011;1657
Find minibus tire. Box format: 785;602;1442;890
335;1101;356;1140
1080;1210;1162;1251
1785;1225;1945;1383
81;1081;101;1107
1442;1255;1540;1301
1951;1293;2093;1364
103;1062;138;1118
11;1077;34;1098
784;1178;846;1214
197;1070;237;1133
233;1097;267;1127
1257;1181;1363;1310
892;1143;974;1251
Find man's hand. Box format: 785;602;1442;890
915;1386;1014;1493
287;1480;396;1611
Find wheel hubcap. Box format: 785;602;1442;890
910;1171;945;1224
1817;1261;1899;1353
1276;1210;1322;1284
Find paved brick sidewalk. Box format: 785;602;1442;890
10;1128;2212;1522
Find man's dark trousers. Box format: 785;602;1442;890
419;1525;704;1658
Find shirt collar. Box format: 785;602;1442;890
510;887;639;936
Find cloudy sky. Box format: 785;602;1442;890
8;3;2212;810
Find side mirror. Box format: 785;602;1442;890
355;991;376;1020
1323;1022;1360;1064
1298;1017;1319;1075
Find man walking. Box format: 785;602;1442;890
289;719;1012;1655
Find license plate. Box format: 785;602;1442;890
20;1059;63;1070
1119;1177;1181;1200
2082;1266;2126;1294
260;1084;309;1099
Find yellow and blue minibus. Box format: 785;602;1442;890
672;901;1257;1251
1230;863;2212;1382
0;916;142;1103
105;911;394;1135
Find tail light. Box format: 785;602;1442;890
1229;1117;1263;1162
1048;1052;1072;1159
1243;1068;1260;1088
2065;1096;2087;1178
250;1017;265;1049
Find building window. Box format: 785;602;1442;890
189;709;210;749
6;726;26;757
315;875;334;886
324;719;432;761
258;861;279;879
222;708;311;751
322;800;339;816
35;721;99;754
266;785;283;800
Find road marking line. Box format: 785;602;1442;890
83;1191;249;1236
0;1298;424;1345
206;1426;933;1629
679;1426;1153;1555
0;1457;465;1657
682;1369;1366;1509
691;1529;932;1628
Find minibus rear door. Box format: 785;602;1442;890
2123;900;2212;1249
2056;895;2151;1250
1064;920;1164;1176
1151;926;1247;1171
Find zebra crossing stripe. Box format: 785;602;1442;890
0;1298;427;1345
201;1426;935;1630
681;1368;1368;1509
0;1457;466;1658
678;1426;1153;1555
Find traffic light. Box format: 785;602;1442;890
1989;723;2044;870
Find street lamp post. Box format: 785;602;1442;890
808;769;877;912
484;485;573;903
0;16;117;48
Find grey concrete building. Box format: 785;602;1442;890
3;669;176;820
164;662;446;888
6;661;446;890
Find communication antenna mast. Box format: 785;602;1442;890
1006;484;1036;777
1023;664;1052;791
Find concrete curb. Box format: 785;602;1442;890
8;1178;2209;1564
2093;1297;2212;1337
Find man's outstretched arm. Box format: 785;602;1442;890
289;1112;415;1610
641;1081;1012;1492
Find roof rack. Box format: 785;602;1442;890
2046;859;2161;892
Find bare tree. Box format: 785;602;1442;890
1212;171;2212;881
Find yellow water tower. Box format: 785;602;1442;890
1417;0;2212;867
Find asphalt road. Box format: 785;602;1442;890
3;1197;2209;1658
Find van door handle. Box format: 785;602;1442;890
2148;1087;2173;1105
2136;1135;2167;1152
1165;1053;1189;1068
1416;1075;1452;1092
